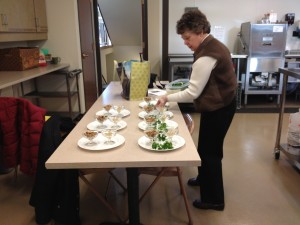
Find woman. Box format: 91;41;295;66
156;9;237;210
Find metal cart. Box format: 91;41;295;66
274;67;300;169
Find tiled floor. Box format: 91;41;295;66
1;113;300;225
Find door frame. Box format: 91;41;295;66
93;0;102;96
141;0;148;60
77;0;102;111
162;0;169;80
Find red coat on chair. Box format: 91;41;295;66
0;97;46;176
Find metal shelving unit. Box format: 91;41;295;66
274;67;300;169
22;69;82;120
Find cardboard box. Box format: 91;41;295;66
0;47;39;71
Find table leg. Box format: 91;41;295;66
126;168;141;225
100;168;141;225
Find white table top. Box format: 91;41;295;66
46;82;200;169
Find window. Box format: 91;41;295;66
97;5;112;47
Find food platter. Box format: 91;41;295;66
87;120;127;131
78;134;125;151
138;135;185;152
138;120;178;130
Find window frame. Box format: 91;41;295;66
97;4;112;47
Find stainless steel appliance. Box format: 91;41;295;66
238;22;288;104
168;54;193;81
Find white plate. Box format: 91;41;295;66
138;120;178;130
78;133;125;151
139;100;158;108
87;120;127;131
138;110;173;119
96;109;130;117
148;89;167;96
139;100;170;108
138;135;185;151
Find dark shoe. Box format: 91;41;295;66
193;199;224;211
187;177;201;186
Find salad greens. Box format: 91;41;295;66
172;81;186;87
150;119;174;150
152;140;173;150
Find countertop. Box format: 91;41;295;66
0;63;70;90
168;53;248;62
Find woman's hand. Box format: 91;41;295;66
156;95;168;107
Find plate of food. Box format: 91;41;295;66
138;120;178;130
138;110;173;119
139;100;158;108
165;79;190;90
96;108;130;117
139;100;170;108
87;120;127;131
138;135;185;152
78;133;125;151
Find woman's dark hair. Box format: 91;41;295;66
176;9;211;35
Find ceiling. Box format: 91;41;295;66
97;0;142;46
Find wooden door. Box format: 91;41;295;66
77;0;101;111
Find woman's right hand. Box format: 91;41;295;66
156;95;168;107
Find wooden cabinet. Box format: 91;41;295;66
0;0;47;41
0;0;36;32
33;0;48;32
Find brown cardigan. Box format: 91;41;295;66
193;35;237;112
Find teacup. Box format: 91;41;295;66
51;57;61;64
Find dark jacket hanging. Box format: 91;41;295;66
29;115;80;225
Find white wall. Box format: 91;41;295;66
168;0;300;53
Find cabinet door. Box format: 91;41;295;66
0;0;36;32
33;0;47;32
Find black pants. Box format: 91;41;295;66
197;99;236;204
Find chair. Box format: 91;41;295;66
78;168;127;223
137;113;195;225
